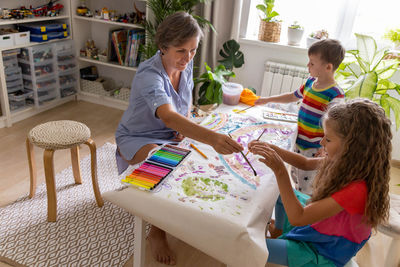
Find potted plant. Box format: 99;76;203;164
141;0;215;60
256;0;281;43
335;33;400;129
195;63;234;107
287;21;304;46
306;29;329;48
384;28;400;50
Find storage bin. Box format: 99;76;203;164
58;59;76;72
18;23;68;34
30;31;68;43
3;56;18;71
0;33;14;48
8;89;34;112
38;88;58;105
59;72;77;87
14;31;30;45
7;83;24;94
5;67;22;82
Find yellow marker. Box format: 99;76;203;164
190;143;208;159
122;179;152;190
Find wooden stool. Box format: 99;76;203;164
26;120;104;222
378;193;400;267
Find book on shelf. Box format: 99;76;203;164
108;29;145;67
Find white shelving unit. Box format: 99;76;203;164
0;0;73;127
71;0;148;110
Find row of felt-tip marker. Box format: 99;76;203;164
147;145;190;167
121;162;172;190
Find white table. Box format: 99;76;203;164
103;104;297;267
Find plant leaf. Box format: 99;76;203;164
355;33;377;71
345;72;377;99
383;95;400;130
380;95;391;118
218;39;244;71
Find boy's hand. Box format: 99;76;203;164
254;97;271;105
249;143;285;173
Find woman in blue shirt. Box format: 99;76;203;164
115;12;243;265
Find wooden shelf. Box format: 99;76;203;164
0;37;73;52
0;15;70;26
73;15;144;29
78;57;138;71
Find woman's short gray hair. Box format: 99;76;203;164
155;11;204;50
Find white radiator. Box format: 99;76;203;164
260;61;309;97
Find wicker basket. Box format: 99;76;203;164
258;21;281;43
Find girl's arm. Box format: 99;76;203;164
255;92;298;105
249;145;343;226
249;141;322;170
156;104;243;154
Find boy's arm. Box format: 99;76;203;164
249;141;322;170
255;92;299;105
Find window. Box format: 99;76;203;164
242;0;400;49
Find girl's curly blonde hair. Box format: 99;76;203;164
311;99;392;228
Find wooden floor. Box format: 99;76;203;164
0;100;399;267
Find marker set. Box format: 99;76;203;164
122;144;191;191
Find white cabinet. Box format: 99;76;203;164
0;0;74;128
70;0;148;110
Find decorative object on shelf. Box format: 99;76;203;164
256;0;281;43
384;28;400;50
306;29;328;48
195;63;234;106
142;0;215;60
101;7;110;20
84;39;98;60
287;21;304;46
335;33;400;129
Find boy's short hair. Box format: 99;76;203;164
308;39;345;70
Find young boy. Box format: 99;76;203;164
256;39;345;195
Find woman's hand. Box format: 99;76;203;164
211;133;243;154
248;142;285;173
171;131;184;142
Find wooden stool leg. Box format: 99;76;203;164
26;138;37;198
44;149;57;222
70;146;82;184
85;138;104;207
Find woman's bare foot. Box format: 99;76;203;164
148;226;176;265
267;220;283;239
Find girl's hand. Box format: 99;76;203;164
171;131;185;142
249;143;285;173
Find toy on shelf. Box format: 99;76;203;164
76;0;92;17
0;1;64;20
84;39;99;60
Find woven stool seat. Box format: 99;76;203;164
28;120;91;150
26;120;103;222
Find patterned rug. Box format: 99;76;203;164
0;143;141;266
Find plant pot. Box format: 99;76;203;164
306;36;320;48
287;28;304;46
198;103;220;113
258;21;281;43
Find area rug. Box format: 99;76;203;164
0;143;144;266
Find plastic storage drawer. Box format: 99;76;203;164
8;89;34;111
19;45;53;63
23;74;57;91
19;61;54;78
38;87;58;105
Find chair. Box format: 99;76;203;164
377;193;400;267
26;120;104;222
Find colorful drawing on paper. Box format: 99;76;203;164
148;111;296;216
202;113;296;189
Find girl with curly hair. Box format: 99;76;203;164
248;98;392;266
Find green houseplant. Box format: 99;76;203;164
256;0;281;43
195;63;234;105
335;33;400;129
141;0;215;60
195;39;244;105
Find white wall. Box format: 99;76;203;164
233;39;400;160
